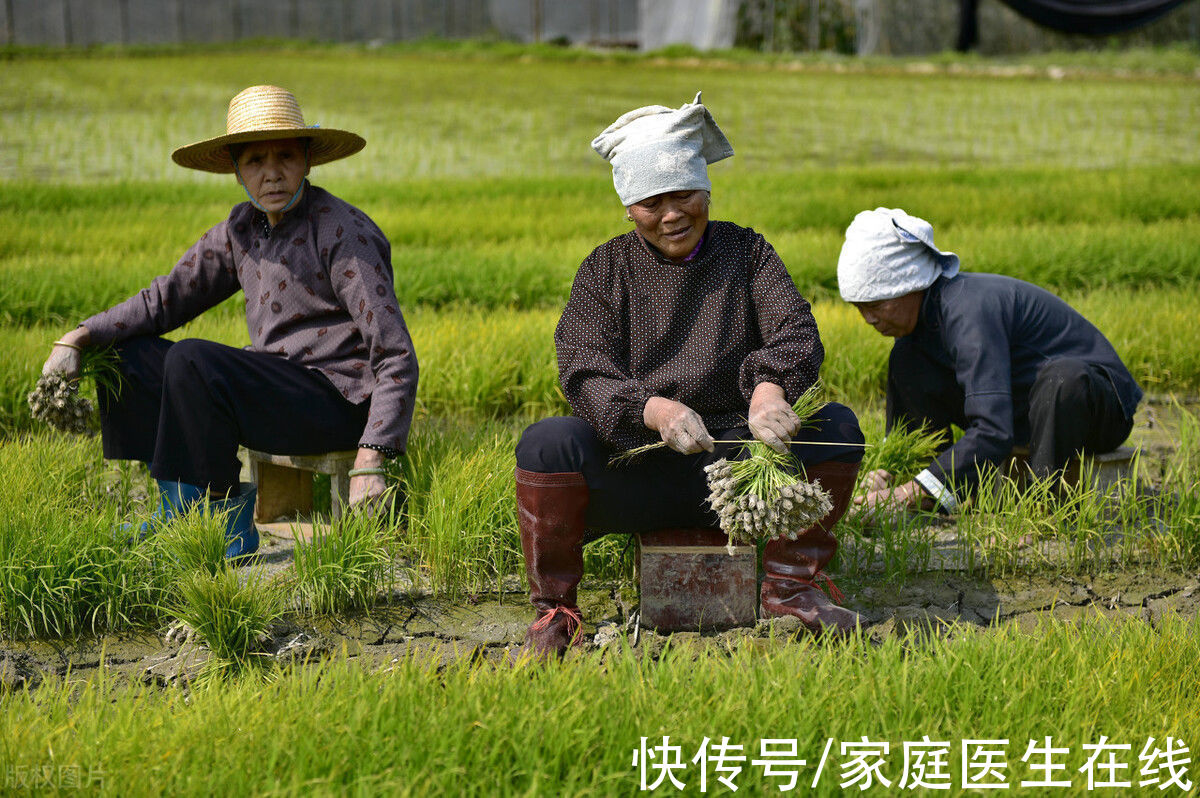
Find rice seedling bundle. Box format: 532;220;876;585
704;446;833;547
702;383;834;550
26;348;119;436
26;372;94;435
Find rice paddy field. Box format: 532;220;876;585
2;43;1200;795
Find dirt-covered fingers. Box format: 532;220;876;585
748;383;800;453
41;345;81;379
644;397;714;454
860;469;893;496
348;473;388;507
664;412;713;454
748;406;801;453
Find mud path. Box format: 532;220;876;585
4;560;1197;691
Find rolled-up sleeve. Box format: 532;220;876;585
737;236;823;403
328;232;418;453
555;257;651;451
82;223;240;345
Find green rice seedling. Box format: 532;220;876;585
705;442;833;548
583;535;638;583
290;510;397;615
399;421;520;596
855;416;948;489
173;568;284;683
27;339;119;434
4;49;1199;183
0;433;168;637
2;615;1199;795
139;503;232;580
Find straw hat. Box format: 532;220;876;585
171;85;365;174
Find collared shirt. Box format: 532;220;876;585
556;221;823;451
906;272;1142;504
82;183;418;453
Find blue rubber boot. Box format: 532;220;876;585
125;479;204;538
134;480;259;561
211;484;260;562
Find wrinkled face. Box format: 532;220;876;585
627;190;710;262
852;291;925;338
234;137;309;221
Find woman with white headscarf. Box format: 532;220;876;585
513;94;866;658
838;208;1141;515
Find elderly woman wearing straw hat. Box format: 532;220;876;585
41;85;418;559
513;93;866;658
838;208;1141;516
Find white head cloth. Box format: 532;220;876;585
837;207;961;303
591;91;734;207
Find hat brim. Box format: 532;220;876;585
171;127;365;174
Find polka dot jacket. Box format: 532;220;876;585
81;183;418;454
555;221;823;451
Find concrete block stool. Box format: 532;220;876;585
637;528;757;632
1005;445;1137;493
247;449;357;522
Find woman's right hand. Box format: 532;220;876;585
861;468;892;494
643;397;714;455
41;328;90;380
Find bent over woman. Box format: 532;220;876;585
515;93;864;658
41;85;418;559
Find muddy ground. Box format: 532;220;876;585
3;546;1198;691
1;399;1196;689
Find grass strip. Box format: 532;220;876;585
1;617;1197;795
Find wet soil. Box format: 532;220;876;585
3;554;1197;691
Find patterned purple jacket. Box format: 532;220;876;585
82;183;418;453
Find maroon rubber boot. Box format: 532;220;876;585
516;467;589;659
760;460;863;637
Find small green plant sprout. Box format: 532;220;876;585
27;346;121;435
856;420;947;494
142;502;232;579
290;509;397;616
174;567;284;684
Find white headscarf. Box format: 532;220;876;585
591;91;733;207
837;208;960;303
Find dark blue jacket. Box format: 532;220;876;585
904;273;1142;489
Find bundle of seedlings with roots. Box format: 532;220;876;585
27;348;120;436
704;442;833;551
28;373;95;435
611;382;850;550
705;382;834;551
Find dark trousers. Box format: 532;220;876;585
516;402;864;535
886;342;1132;480
99;336;369;495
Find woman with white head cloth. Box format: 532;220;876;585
513;93;866;658
838;208;1141;515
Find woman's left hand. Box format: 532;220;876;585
349;447;388;508
748;382;801;454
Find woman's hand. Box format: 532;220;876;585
348;447;388;509
748;382;801;454
861;468;892;494
41;327;91;380
643;397;714;455
855;476;934;516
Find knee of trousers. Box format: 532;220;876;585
1032;358;1094;404
795;402;865;464
516;417;608;474
161;339;226;386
